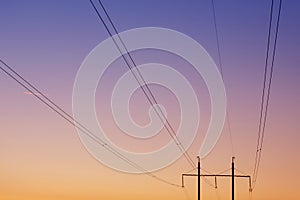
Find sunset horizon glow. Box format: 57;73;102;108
1;1;299;200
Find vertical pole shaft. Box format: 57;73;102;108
249;176;253;192
197;156;200;200
232;157;235;200
214;176;217;189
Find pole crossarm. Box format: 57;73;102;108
182;173;252;192
181;157;252;200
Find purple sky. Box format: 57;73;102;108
0;1;299;200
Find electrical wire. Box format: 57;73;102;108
96;0;196;169
184;167;198;174
199;167;216;188
255;0;282;186
211;0;234;155
89;0;197;169
252;0;282;189
253;0;274;186
235;168;249;176
216;168;231;175
202;176;216;188
200;167;213;175
0;58;182;188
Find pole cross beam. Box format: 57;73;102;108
181;157;252;200
181;173;252;191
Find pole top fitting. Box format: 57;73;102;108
197;156;200;162
232;156;235;162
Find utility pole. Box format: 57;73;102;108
232;156;235;200
182;157;252;200
197;156;200;200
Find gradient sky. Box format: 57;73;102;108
0;1;300;200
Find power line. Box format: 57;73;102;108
184;167;198;174
0;58;181;187
211;0;223;76
252;0;282;188
216;168;231;175
235;168;249;176
211;0;234;155
95;0;196;169
255;0;283;186
260;0;282;165
89;0;196;169
253;0;274;184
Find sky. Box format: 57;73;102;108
0;0;300;200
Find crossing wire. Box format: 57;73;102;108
0;58;181;188
89;0;196;169
96;0;196;169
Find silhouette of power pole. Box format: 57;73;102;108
182;157;252;200
197;156;200;200
232;157;234;200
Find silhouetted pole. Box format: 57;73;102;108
182;157;252;198
197;156;200;200
232;157;235;200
